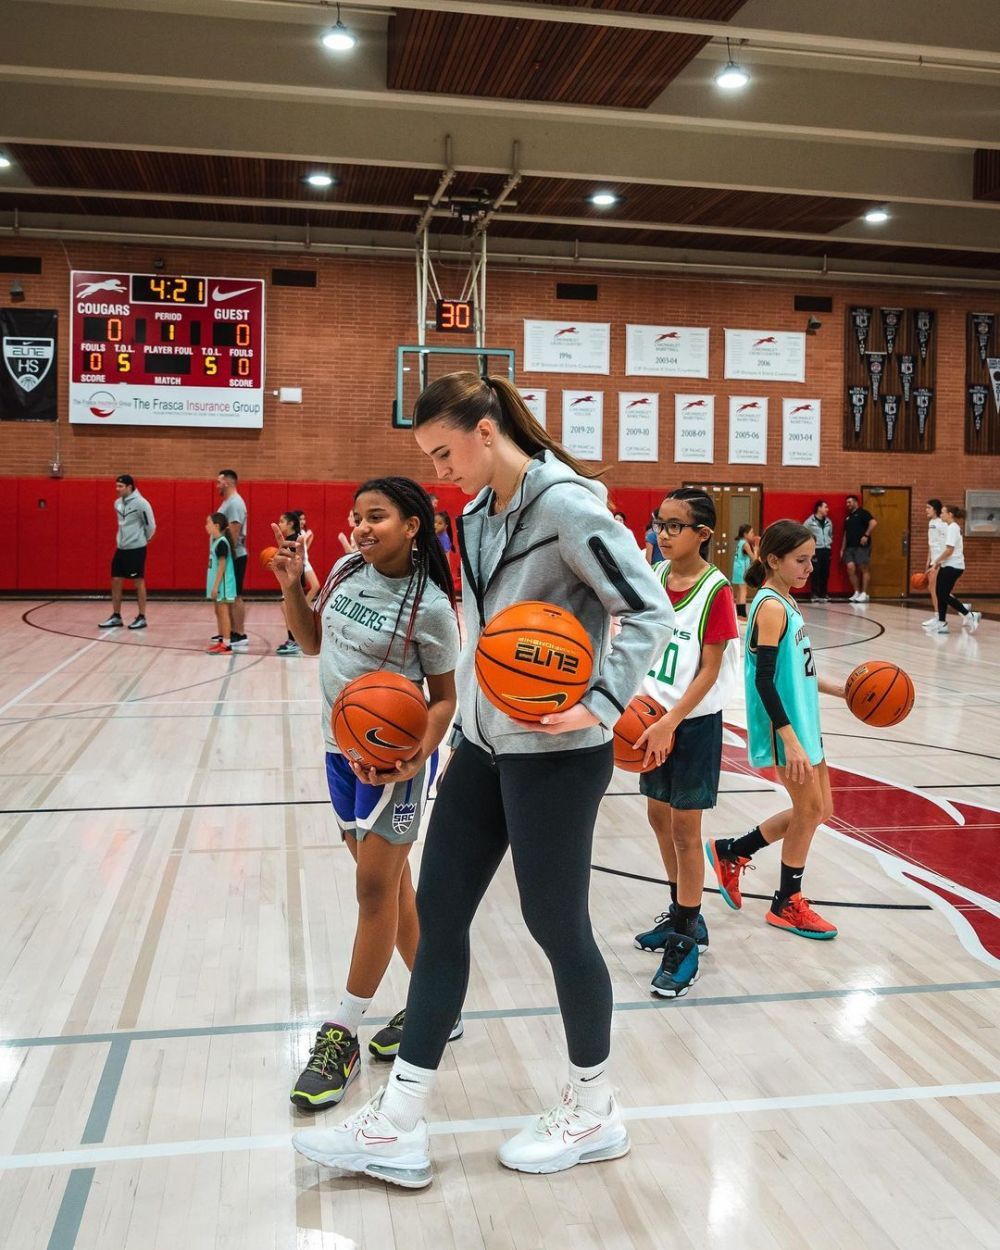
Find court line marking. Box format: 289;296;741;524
3;978;999;1052
0;636;107;716
8;1078;1000;1173
45;1168;94;1250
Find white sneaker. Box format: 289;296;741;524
497;1084;630;1175
931;622;949;634
921;617;939;627
964;611;982;633
848;592;861;602
292;1087;432;1189
857;592;870;603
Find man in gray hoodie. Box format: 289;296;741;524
99;474;156;630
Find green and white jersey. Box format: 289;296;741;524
744;587;823;767
642;563;738;718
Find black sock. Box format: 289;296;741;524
720;826;768;860
673;903;701;940
774;861;805;906
736;603;747;619
668;880;678;907
287;631;295;642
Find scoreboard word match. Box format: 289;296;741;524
69;271;265;428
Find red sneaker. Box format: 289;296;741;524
766;893;838;940
206;641;232;654
705;839;751;910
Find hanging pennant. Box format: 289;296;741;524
880;308;903;356
913;388;933;439
914;309;934;362
969;384;988;434
881;393;899;445
897;354;915;403
866;351;887;403
988;358;1000;415
850;306;872;358
972;313;994;363
848;385;868;438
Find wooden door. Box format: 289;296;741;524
683;481;762;577
861;485;911;598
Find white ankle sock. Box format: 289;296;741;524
568;1059;613;1114
379;1057;436;1130
332;990;371;1037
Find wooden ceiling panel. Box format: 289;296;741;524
387;0;750;108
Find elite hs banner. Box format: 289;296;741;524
1;309;58;421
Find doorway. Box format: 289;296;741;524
861;485;911;598
683;481;762;577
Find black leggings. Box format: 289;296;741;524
811;548;831;597
399;738;615;1070
936;566;968;621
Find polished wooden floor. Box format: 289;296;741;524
1;597;999;1250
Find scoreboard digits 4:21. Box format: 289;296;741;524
69;271;265;427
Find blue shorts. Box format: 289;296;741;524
325;750;438;845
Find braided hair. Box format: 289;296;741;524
318;476;457;665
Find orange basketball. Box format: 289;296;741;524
613;693;665;773
910;571;929;590
331;671;428;771
260;545;279;569
845;660;915;728
475;600;593;722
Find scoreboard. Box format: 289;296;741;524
69;271;265;428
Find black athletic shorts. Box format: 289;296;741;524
639;711;723;810
234;553;248;595
111;547;147;579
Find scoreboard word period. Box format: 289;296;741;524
69;271;265;428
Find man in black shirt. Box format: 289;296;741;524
840;494;877;603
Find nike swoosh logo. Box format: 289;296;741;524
579;1072;604;1082
212;284;256;301
563;1125;600;1142
365;728;408;749
358;591;374;598
395;1075;420;1084
508;692;568;707
359;1130;398;1143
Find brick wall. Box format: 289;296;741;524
2;238;998;589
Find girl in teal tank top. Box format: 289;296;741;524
704;521;847;941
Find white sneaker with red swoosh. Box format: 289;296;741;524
292;1087;432;1188
498;1084;630;1174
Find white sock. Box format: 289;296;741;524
568;1059;613;1115
332;990;371;1037
379;1057;436;1130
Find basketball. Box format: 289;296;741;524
260;545;279;568
845;660;915;728
475;600;593;722
910;571;929;590
613;694;665;773
331;671;428;771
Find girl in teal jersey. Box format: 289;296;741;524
706;521;846;939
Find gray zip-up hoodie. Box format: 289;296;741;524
115;490;156;550
455;451;674;757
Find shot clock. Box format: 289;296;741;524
69;270;265;428
435;298;475;333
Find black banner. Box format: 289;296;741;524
880;307;903;356
882;394;899;445
0;308;58;421
848;385;868;438
866;351;887;403
898;354;915;403
914;309;934;362
972;312;994;363
914;387;932;439
988;358;1000;416
850;306;872;358
969;385;988;434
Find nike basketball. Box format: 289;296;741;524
475;600;593;723
331;671;428;770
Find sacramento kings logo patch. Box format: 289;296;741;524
3;337;54;392
392;802;417;834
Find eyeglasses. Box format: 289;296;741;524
650;516;704;536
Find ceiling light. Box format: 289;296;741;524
863;207;890;224
590;192;618;208
306;172;335;188
0;154;11;170
321;4;356;51
715;38;750;90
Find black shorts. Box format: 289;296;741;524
639;711;723;810
111;547;147;579
234;553;248;595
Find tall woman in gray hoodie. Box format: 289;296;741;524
294;373;674;1188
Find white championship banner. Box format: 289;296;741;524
618;392;659;462
524;320;610;374
562;390;604;460
674;394;715;464
518;387;547;427
725;329;806;384
625;325;709;378
728;396;768;464
781;398;821;466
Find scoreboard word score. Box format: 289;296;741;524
69;271;265;427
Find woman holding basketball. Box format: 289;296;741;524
705;520;846;940
271;477;461;1112
293;372;672;1188
632;489;739;999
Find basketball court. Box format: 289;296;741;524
1;599;998;1249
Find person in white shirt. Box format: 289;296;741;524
922;498;949;627
929;505;980;634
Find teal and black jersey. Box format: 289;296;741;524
744;588;823;767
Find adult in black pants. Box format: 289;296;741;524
803;499;832;601
930;505;981;634
293;371;673;1188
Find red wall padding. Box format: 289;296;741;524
763;491;853;597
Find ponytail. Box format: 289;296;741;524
746;519;814;590
412;370;604;479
